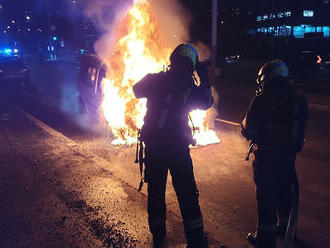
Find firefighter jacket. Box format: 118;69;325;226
133;69;213;146
242;92;307;155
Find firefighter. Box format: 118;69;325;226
241;60;308;248
133;44;213;248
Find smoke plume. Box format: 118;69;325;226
84;0;192;62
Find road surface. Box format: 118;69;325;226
0;59;329;247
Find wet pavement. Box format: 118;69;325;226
0;60;330;247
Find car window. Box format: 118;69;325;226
97;68;106;93
87;66;97;86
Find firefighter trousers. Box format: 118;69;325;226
253;151;297;247
145;144;205;246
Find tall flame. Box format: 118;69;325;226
101;0;220;146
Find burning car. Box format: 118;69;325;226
77;0;220;146
77;54;106;118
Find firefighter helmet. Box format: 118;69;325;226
170;44;198;69
256;59;289;95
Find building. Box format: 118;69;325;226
241;1;330;59
254;8;330;38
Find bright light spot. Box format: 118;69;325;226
3;49;12;54
12;20;15;24
303;10;314;17
13;49;18;53
101;1;220;146
26;16;31;20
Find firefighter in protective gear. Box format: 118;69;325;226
133;44;212;248
241;60;307;248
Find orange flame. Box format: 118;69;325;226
101;0;220;146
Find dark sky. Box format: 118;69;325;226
3;0;327;16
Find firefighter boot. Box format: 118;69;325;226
247;232;276;248
186;230;208;248
152;233;167;248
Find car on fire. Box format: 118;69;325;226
0;56;30;87
77;54;106;118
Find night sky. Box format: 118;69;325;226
3;0;328;18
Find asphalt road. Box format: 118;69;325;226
0;60;329;248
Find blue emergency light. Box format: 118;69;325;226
0;47;19;56
3;48;12;54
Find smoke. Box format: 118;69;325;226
148;0;192;49
83;0;134;61
83;0;193;62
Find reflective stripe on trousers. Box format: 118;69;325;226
146;145;203;239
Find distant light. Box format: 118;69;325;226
316;55;322;64
3;30;7;34
7;26;10;29
80;49;85;54
53;36;58;41
12;20;15;24
303;10;314;17
284;11;291;17
0;5;2;9
4;49;12;54
13;49;18;53
221;21;224;24
73;0;76;3
18;29;21;32
27;28;31;31
26;16;31;20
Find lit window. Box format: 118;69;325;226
261;27;267;33
263;15;268;20
293;26;304;38
278;25;291;36
305;26;316;33
284;11;291;17
303;10;314;17
256;16;262;21
270;14;276;19
323;26;330;37
277;12;284;18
